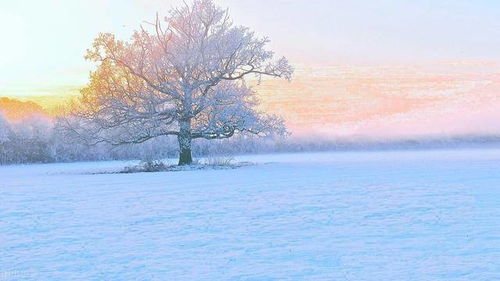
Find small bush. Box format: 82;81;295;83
122;159;167;173
141;159;167;172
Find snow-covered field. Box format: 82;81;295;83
1;149;499;280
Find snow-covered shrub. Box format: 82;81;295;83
122;160;167;173
0;114;9;142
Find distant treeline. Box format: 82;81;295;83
1;114;499;165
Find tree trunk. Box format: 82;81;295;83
177;119;193;165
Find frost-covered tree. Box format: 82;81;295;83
0;114;9;143
64;0;293;165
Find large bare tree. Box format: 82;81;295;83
64;0;293;165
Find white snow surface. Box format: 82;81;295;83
1;149;499;280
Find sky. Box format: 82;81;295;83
1;0;500;139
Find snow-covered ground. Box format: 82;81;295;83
1;149;499;280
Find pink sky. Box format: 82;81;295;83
255;61;500;139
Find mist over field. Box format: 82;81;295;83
1;102;500;165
